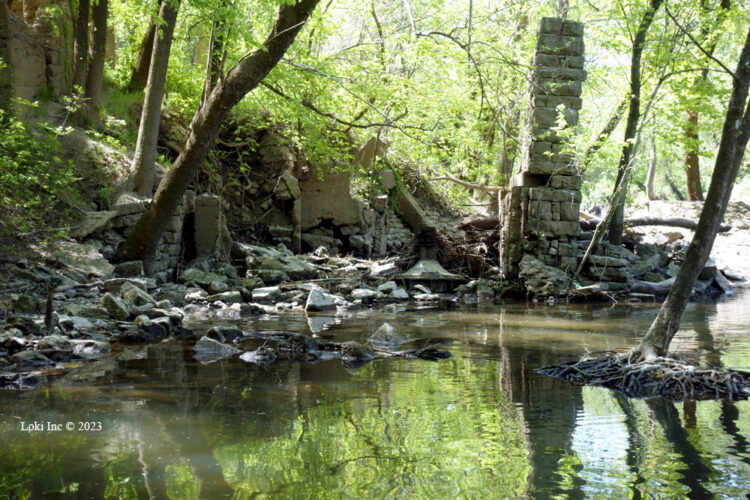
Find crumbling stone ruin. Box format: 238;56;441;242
499;17;586;280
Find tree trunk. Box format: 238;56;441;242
83;0;108;123
118;0;321;272
71;0;91;91
683;0;731;201
684;111;704;201
646;139;657;200
0;0;12;110
129;22;156;92
607;0;663;245
130;0;180;197
637;26;750;359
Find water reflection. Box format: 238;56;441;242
0;293;748;498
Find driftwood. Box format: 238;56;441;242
579;214;731;233
630;277;675;295
568;283;613;301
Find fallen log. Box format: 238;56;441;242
580;215;731;232
630;277;675;295
457;215;499;230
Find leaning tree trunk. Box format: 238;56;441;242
684;111;704;201
636;26;750;360
71;0;91;91
118;0;321;272
130;0;180;197
129;22;156;92
83;0;108;124
0;0;12;110
607;0;663;245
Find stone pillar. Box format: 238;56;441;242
500;17;586;278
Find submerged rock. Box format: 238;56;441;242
207;326;244;343
239;347;277;365
192;336;240;364
339;341;376;361
11;351;54;370
70;339;111;359
0;371;45;390
368;323;410;347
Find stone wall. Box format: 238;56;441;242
1;0;70;103
499;17;586;279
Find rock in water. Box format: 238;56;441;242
305;287;338;312
368;323;410;347
339;341;376;361
192;336;240;364
239;347;277;364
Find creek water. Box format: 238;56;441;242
1;292;749;498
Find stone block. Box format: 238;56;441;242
552;202;561;221
194;194;222;258
560;201;580;221
113;193;146;216
537;33;584;56
534;95;583;110
528;188;581;203
381;168;397;190
161;230;181;244
535;78;583;97
560;257;578;272
539;17;563;34
537;66;588;82
527;160;578;176
539;220;581;237
589;255;629;267
510;171;547;188
534;53;585;69
549;175;581;190
558;242;576;257
533;106;558;127
564;108;579;126
562;20;584;37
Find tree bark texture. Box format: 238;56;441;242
638;27;750;359
0;1;12;110
71;0;91;91
684;110;704;201
607;0;663;245
131;0;180;197
118;0;321;272
646;140;657;200
83;0;108;121
129;22;156;92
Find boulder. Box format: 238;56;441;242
37;334;72;362
368;323;410;347
247;254;316;281
133;315;167;341
71;339;111;359
121;282;156;306
11;351;54;370
339;341;377;361
252;286;282;303
207;326;244;344
519;254;570;297
240;347;277;364
51;241;114;277
114;260;144;277
305;287;339;312
179;268;227;288
13;294;38;314
192;336;240;364
204;290;243;304
351;288;382;301
102;293;130;320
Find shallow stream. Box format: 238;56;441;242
1;292;749;498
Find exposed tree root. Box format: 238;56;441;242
537;352;750;401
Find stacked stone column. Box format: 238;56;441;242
500;17;586;278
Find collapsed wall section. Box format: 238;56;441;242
500;17;586;279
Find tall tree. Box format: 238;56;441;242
129;22;156;92
130;0;180;197
683;0;731;201
0;0;12;110
71;0;91;91
607;0;664;245
82;0;108;124
118;0;321;271
636;25;750;359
